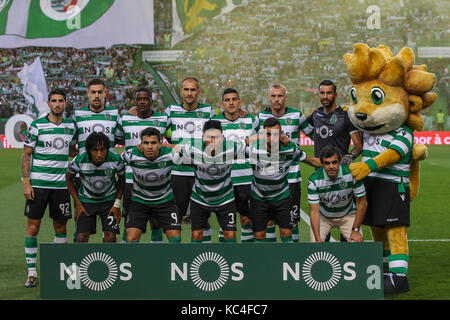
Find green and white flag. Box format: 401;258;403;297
17;56;49;117
171;0;247;47
0;0;154;48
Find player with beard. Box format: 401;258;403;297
307;79;363;242
22;89;77;287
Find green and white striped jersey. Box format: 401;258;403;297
68;151;125;203
73;105;123;154
165;103;215;176
24;115;76;189
249;140;306;201
211;113;258;185
119;111;169;183
307;165;366;219
256;107;313;183
121;146;175;204
179;139;246;207
361;125;413;183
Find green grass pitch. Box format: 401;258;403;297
0;146;449;300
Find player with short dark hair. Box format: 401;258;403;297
212;88;258;242
175;120;246;243
307;79;363;242
308;145;367;242
248;117;320;242
66;132;125;243
118;87;169;243
121;127;182;243
22;89;77;288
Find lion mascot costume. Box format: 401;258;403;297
343;43;436;294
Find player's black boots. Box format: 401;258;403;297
384;272;409;294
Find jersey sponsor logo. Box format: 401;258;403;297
316;125;333;139
175;121;203;135
45;137;70;150
84;124;112;134
91;179;108;191
135;172;167;183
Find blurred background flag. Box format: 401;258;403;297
0;0;154;48
17;57;49;117
171;0;246;47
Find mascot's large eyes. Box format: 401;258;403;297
371;87;385;105
350;87;357;104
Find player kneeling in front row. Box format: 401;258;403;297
121;127;182;243
248;117;321;243
66;132;125;243
308;146;367;242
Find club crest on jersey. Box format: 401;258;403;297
153;120;160;127
330;115;337;124
286;118;293;125
239;122;246;129
340;181;347;189
197;111;204;118
105;114;111;121
105;168;113;176
158;161;167;168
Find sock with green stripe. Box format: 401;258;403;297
383;250;391;272
202;223;212;243
54;232;67;243
218;228;225;242
291;224;299;242
389;254;409;275
25;236;38;277
241;224;254;242
265;225;276;242
150;228;163;243
168;235;181;243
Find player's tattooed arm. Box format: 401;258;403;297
21;146;34;200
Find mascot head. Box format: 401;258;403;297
344;43;437;135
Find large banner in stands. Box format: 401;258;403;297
40;242;383;300
3;131;450;149
0;0;154;48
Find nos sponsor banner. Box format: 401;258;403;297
41;242;383;300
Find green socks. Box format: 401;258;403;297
25;236;38;277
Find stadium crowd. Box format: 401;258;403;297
0;0;447;127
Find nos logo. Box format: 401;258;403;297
60;252;132;291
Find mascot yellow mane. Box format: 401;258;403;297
343;43;437;200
